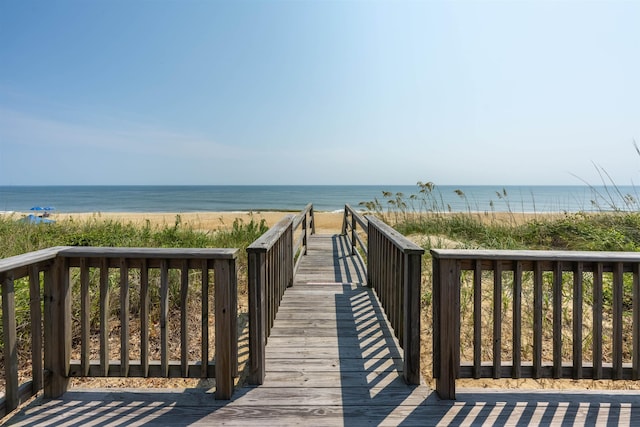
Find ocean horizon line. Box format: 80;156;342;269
1;184;637;214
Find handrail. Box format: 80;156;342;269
432;248;640;400
0;246;239;417
247;204;314;385
366;215;424;385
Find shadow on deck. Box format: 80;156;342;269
6;234;640;426
8;384;640;425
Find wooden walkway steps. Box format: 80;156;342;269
7;234;640;425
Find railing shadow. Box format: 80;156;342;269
331;233;432;424
5;309;252;426
335;282;432;423
331;234;366;285
11;385;640;426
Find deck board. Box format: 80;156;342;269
7;234;640;426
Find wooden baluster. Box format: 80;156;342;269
593;263;603;380
533;261;543;379
633;263;640;380
29;265;43;392
613;262;623;380
181;259;189;377
80;259;90;377
513;261;522;379
493;260;502;379
100;258;109;377
573;262;583;379
553;261;563;379
160;259;169;377
120;258;130;377
473;260;482;379
140;259;150;377
201;260;210;378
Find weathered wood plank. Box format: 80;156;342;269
264;345;401;360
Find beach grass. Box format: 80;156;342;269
360;183;640;389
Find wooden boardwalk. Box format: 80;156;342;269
7;234;640;425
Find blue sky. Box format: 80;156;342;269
1;0;639;186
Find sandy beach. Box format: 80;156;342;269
37;211;347;234
2;210;567;237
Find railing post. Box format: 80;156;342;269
44;257;70;398
433;256;459;399
366;220;373;288
403;251;422;385
29;265;43;393
310;205;315;235
214;258;236;400
248;248;266;385
341;206;348;235
1;272;18;413
351;211;357;256
302;214;308;255
287;223;294;288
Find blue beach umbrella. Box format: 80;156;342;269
30;206;55;211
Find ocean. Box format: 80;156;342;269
0;185;637;214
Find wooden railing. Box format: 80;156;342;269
342;206;424;385
367;216;424;385
0;246;238;418
0;247;59;418
432;249;640;399
342;204;368;264
247;204;314;385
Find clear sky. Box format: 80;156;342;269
1;0;639;186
